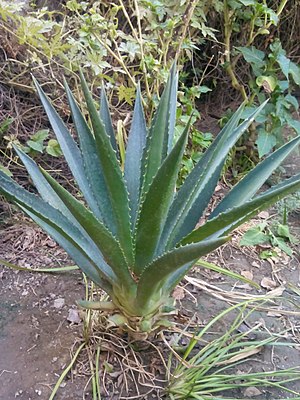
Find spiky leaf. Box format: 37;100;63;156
136;237;229;309
134;121;190;272
64;80;116;233
0;171;116;284
182;173;300;245
158;102;267;252
124;84;147;226
32;77;102;219
41;169;135;287
100;84;118;154
210;135;300;218
141;64;178;194
79;71;133;265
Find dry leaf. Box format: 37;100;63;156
268;286;285;297
267;311;283;317
258;211;269;219
251;261;260;269
244;387;262;397
217;346;261;366
53;298;65;309
172;286;185;301
241;270;253;280
261;277;277;290
235;283;253;291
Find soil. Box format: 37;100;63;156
0;199;299;400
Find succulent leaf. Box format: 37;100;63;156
64;80;116;233
14;146;80;226
134;119;191;273
32;77;102;219
181;172;300;245
210;135;300;218
141;64;178;194
124;84;147;227
20;205;112;293
40;169;135;287
79;71;133;265
159;102;267;252
0;171;116;284
136;236;229;308
100;83;118;154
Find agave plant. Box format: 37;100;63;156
0;66;300;334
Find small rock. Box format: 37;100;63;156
53;298;65;309
67;308;81;324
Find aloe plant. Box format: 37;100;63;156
0;66;300;334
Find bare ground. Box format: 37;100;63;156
0;202;299;400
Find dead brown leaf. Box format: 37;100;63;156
241;270;253;280
243;387;262;397
261;277;277;290
216;346;261;366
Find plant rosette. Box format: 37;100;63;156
0;65;300;335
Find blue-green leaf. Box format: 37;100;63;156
136;237;229;308
141;64;178;194
181;172;300;245
0;171;116;284
64;80;116;233
41;168;135;288
159;102;267;252
32;77;101;220
100;84;118;154
79;71;133;265
210;135;300;218
124;84;147;227
19;205;113;294
134;120;190;273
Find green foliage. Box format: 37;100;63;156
222;0;300;162
4;128;62;158
167;300;300;399
240;221;296;257
238;40;300;157
0;68;300;334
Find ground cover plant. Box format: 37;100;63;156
167;300;300;399
0;66;300;337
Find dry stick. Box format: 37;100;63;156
133;0;152;102
223;0;248;102
225;0;289;98
93;32;136;88
118;0;151;102
174;0;199;63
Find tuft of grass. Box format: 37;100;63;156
167;300;300;399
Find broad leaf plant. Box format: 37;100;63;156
0;66;300;334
